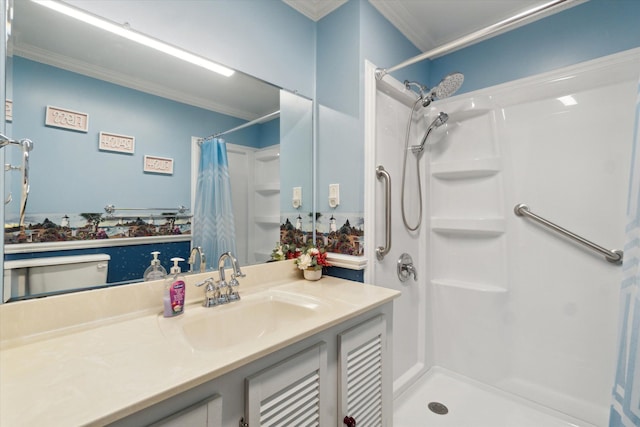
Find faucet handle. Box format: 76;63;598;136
194;277;215;287
229;278;239;288
195;278;220;308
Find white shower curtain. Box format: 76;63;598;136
192;137;237;266
610;77;640;427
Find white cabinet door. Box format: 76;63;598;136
338;315;389;427
245;343;327;426
150;394;222;427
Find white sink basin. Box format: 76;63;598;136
158;289;331;352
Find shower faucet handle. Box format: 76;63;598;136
397;253;417;282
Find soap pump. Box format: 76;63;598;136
144;251;167;281
163;257;186;317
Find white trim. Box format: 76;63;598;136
326;254;367;270
363;60;378;283
5;234;190;254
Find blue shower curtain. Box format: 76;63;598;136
610;78;640;427
192;138;237;267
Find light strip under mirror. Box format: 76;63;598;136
30;0;235;77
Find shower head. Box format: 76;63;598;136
421;72;464;107
411;112;449;154
434;72;464;99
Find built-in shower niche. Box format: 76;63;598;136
430;176;503;219
430;232;508;292
426;97;494;164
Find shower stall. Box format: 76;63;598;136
364;47;640;426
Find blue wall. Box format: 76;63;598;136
10;56;267;215
430;0;640;94
315;0;426;216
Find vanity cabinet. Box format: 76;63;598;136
150;395;222;427
110;310;391;427
245;343;327;426
338;314;389;427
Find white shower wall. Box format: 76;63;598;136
368;48;640;426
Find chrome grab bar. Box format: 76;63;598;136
376;165;391;260
514;203;623;265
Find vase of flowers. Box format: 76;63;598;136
303;268;322;281
295;245;331;280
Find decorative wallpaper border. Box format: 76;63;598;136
279;211;364;256
4;212;190;245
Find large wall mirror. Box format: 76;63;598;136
2;0;314;302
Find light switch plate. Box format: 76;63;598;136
329;183;339;208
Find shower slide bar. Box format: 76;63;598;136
376;165;391;260
375;0;580;79
514;203;623;264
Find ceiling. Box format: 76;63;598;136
286;0;584;54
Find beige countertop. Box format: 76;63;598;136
0;260;399;426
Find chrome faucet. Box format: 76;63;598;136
218;251;245;302
188;246;206;273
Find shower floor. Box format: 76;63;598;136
393;368;597;427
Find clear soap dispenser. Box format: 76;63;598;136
144;251;168;281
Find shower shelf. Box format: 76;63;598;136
431;279;507;294
431;218;505;236
431;157;501;180
254;216;280;225
255;183;280;194
255;152;280;162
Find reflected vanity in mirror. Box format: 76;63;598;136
2;0;313;302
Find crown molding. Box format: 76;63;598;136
12;44;256;120
282;0;347;21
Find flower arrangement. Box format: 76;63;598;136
271;242;300;261
295;245;331;271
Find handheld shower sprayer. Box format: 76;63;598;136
411;112;449;154
401;71;462;232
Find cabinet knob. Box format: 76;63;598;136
343;416;356;426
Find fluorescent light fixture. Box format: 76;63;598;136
557;95;577;106
31;0;235;77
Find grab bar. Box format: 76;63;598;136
376;165;391;260
514;203;623;264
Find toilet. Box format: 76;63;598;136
3;253;110;298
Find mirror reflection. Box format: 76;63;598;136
2;0;313;302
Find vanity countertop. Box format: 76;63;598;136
0;261;399;426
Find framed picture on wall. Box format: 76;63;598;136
144;155;174;175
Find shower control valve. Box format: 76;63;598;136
397;253;417;282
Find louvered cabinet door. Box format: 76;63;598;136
338;315;388;427
245;343;327;426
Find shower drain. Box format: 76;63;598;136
428;401;449;415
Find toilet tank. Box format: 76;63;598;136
4;254;110;295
